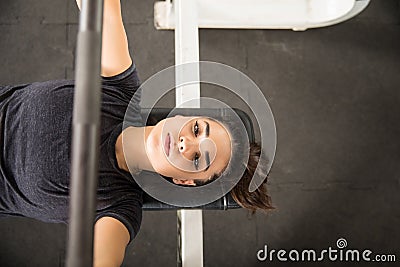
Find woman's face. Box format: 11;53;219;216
145;115;232;185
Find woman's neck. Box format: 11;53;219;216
115;126;155;173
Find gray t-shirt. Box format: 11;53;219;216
0;64;143;242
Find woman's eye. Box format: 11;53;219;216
194;121;199;137
193;153;199;170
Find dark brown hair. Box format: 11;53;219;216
194;142;274;214
230;142;275;214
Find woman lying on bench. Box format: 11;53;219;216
0;0;274;266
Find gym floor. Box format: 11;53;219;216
0;1;399;266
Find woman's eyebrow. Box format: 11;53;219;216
204;121;209;137
202;120;210;172
204;151;210;172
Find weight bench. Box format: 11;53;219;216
138;107;254;267
67;0;369;266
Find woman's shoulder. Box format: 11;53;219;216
101;63;141;99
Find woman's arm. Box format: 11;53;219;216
93;217;130;267
75;0;133;77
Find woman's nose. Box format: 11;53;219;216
179;136;196;154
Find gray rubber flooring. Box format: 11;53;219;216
0;0;399;266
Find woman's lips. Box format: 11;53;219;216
169;134;175;156
164;133;171;156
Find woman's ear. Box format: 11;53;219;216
172;178;196;186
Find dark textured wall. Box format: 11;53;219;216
0;1;399;266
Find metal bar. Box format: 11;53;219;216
174;1;203;267
66;0;104;266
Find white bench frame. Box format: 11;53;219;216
156;0;370;31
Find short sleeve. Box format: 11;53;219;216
101;64;141;96
101;63;143;128
95;190;143;244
